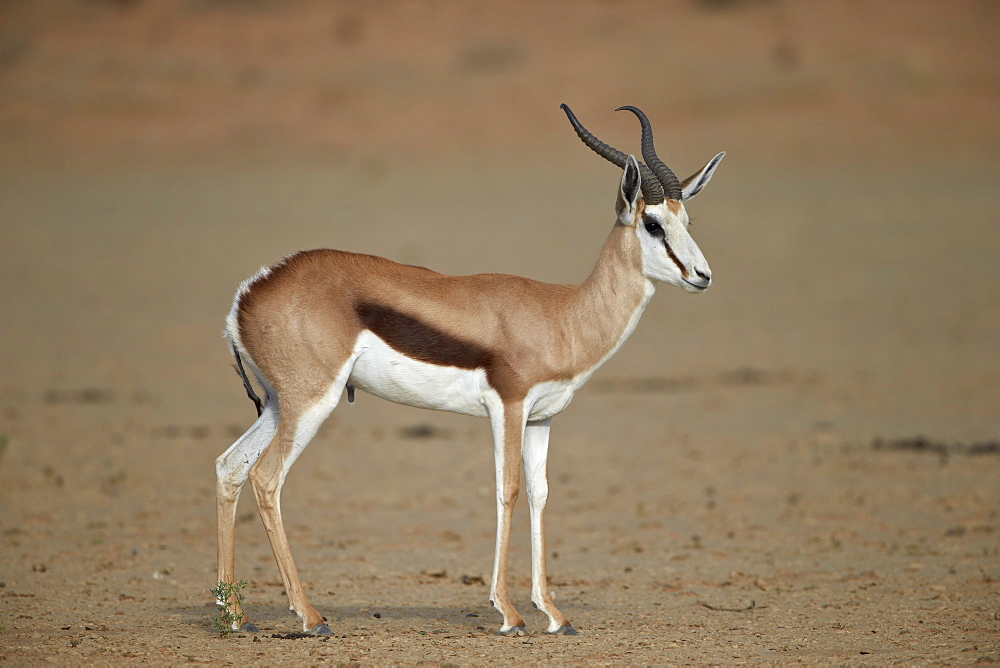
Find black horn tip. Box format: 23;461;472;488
559;103;666;205
615;105;648;119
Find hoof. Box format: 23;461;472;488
309;623;333;636
495;625;528;637
239;621;259;633
548;624;578;636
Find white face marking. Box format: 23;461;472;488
636;203;712;293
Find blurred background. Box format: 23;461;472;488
2;0;997;413
2;0;996;166
1;1;998;662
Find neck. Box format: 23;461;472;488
566;223;655;375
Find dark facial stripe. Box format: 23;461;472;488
356;302;494;371
662;239;688;278
643;213;689;278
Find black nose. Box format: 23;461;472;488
695;268;711;282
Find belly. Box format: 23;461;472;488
349;331;490;418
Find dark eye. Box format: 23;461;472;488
644;221;665;238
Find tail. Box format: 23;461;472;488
232;342;263;418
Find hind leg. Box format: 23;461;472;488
249;377;349;635
215;400;279;631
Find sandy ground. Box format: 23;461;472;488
1;1;999;665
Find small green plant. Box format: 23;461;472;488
101;460;127;496
210;579;248;637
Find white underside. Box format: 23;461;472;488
348;331;581;421
349;331;492;417
346;279;653;420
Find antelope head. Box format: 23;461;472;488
561;104;725;293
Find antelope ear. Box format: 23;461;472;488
680;152;725;201
616;155;642;225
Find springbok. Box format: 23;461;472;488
215;104;725;636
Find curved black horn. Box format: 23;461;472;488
615;106;682;201
560;103;665;205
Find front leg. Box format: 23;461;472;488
523;418;576;634
487;401;527;635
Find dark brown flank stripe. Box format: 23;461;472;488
354;301;527;400
355;302;493;370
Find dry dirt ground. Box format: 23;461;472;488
1;1;999;665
